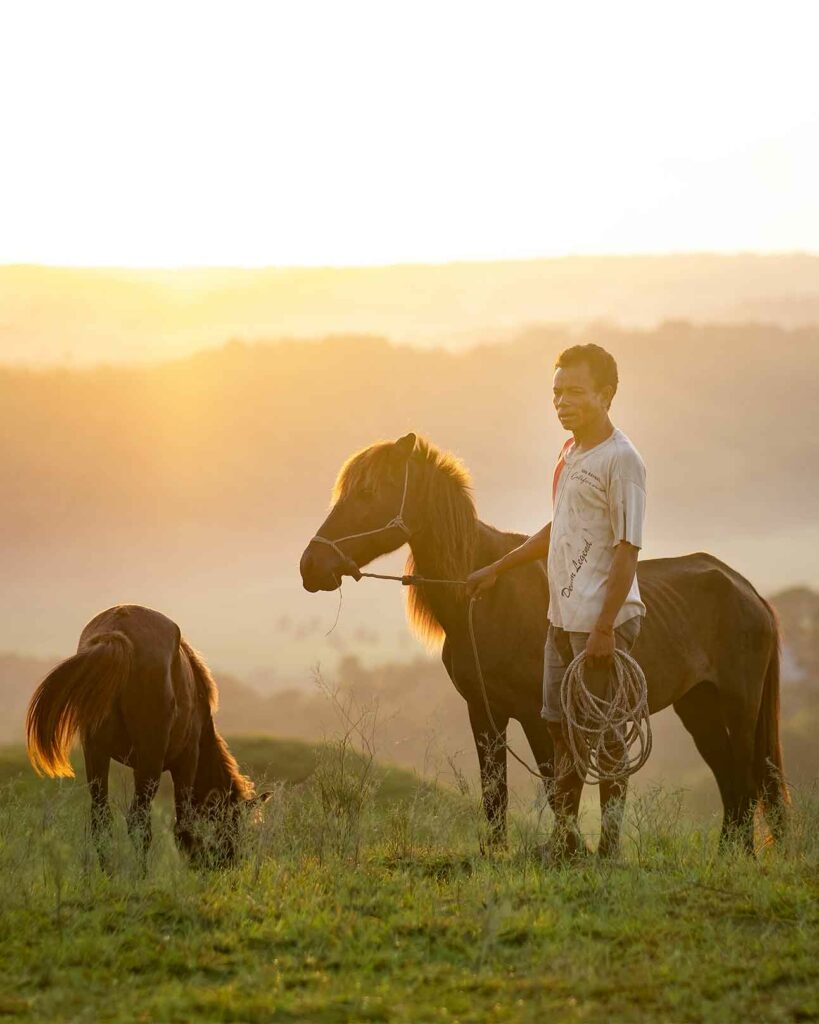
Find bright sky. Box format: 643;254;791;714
1;0;818;266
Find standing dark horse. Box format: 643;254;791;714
300;432;787;854
26;604;262;868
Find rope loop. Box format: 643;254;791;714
559;647;652;784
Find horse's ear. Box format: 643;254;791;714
393;432;417;460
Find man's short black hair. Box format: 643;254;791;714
554;343;619;397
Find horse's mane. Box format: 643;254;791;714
181;639;255;800
181;638;219;711
209;729;255;801
332;435;478;647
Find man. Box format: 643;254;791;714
466;343;646;859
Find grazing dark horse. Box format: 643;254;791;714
300;432;787;855
26;604;261;868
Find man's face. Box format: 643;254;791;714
552;362;612;433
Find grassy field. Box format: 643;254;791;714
0;738;817;1024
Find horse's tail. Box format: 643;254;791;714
25;631;134;778
754;599;789;840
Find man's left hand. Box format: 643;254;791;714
585;625;615;667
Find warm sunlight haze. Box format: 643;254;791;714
2;6;819;1023
2;0;818;266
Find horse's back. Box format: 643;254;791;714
639;552;771;632
79;605;198;766
79;604;181;666
636;552;776;710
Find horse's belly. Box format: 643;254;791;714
641;653;709;714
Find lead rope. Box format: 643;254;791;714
327;571;651;784
310;458;649;782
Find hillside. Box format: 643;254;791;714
1;734;817;1023
4;255;819;365
0;735;427;812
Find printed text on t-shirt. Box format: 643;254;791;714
570;468;606;494
561;538;592;598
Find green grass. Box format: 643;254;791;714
1;738;817;1023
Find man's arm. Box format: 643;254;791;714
585;541;639;663
465;522;551;597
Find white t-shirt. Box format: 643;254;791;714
547;427;646;632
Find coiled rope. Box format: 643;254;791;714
560;647;652;783
329;569;651;784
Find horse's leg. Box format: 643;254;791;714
545;720;587;861
519;715;555;805
127;764;162;871
83;739;113;871
719;691;760;854
673;682;738;848
122;661;173;870
468;701;509;849
170;751;198;861
519;715;562;857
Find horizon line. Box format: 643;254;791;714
2;248;819;273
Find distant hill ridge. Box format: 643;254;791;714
1;321;818;673
3;254;819;365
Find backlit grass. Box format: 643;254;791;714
0;739;817;1023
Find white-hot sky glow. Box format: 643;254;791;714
1;0;818;266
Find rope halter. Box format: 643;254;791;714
309;461;414;572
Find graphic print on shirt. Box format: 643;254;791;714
552;441;606;604
560;535;593;598
570;467;606;495
557;469;607;599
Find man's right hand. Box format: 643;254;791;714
465;563;500;599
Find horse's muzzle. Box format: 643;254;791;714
299;544;345;592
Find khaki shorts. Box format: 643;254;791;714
541;615;642;723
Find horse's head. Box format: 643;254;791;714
178;790;272;869
300;432;419;592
